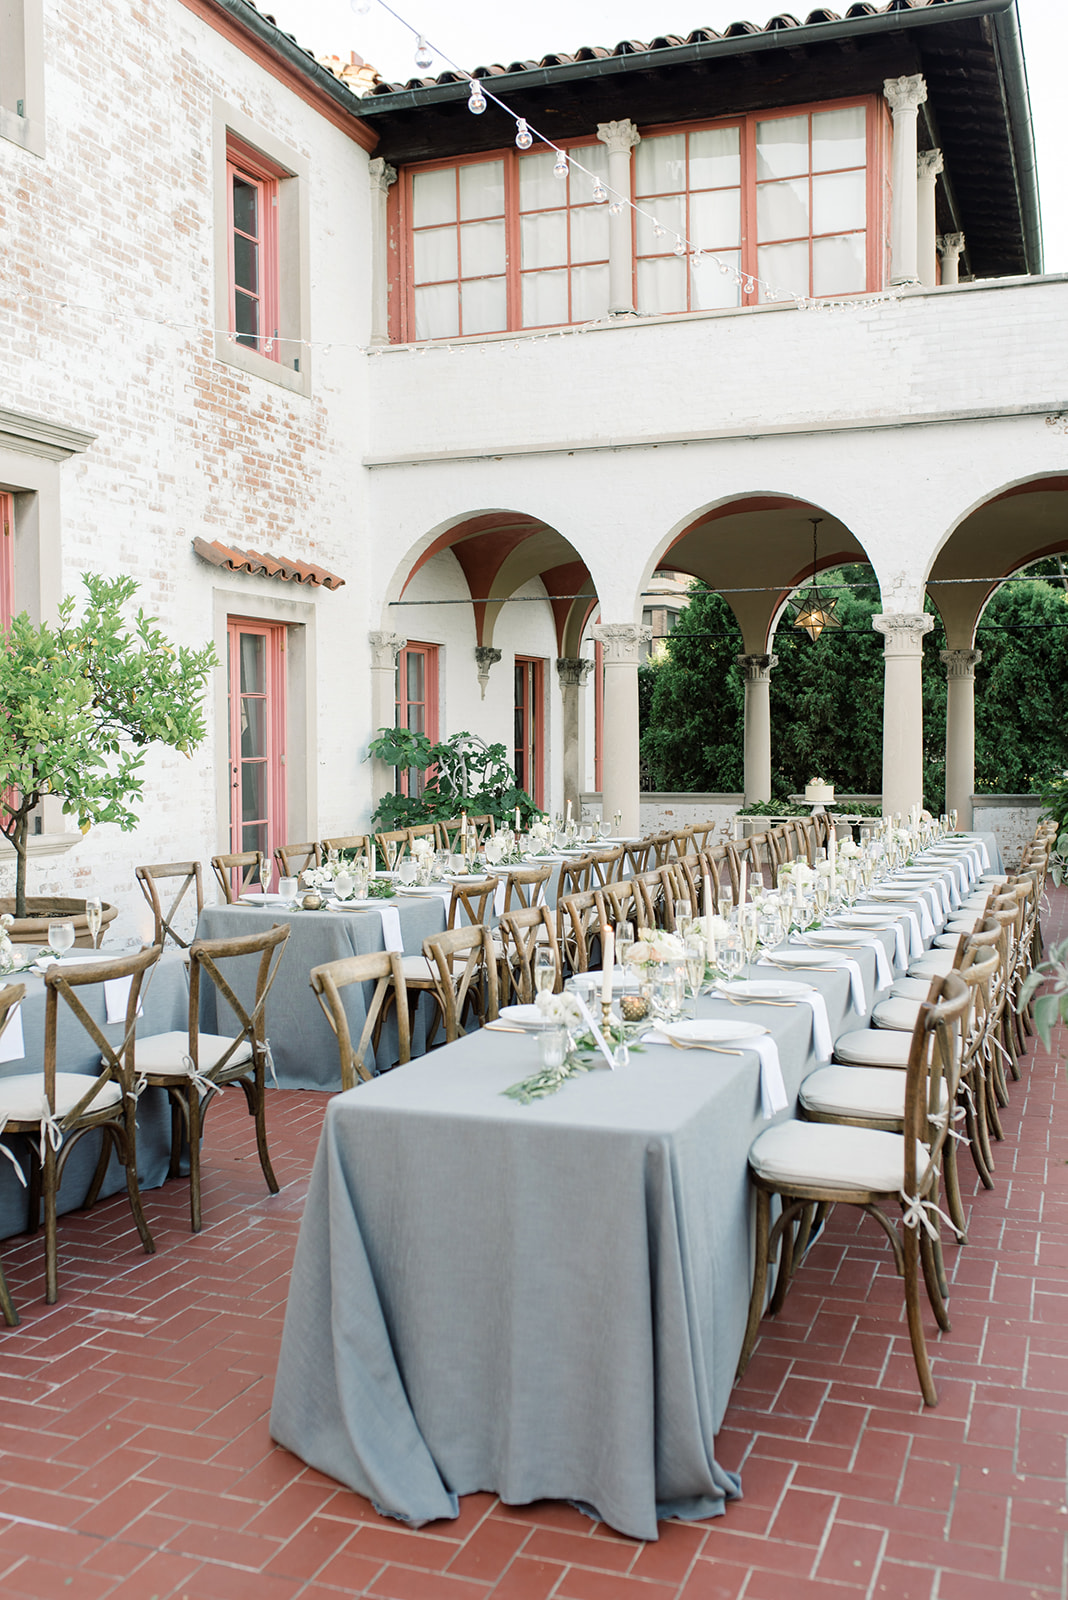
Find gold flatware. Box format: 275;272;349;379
664;1036;744;1055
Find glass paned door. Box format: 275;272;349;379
395;642;439;795
227;618;287;883
514;657;544;810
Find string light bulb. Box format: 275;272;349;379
673;235;686;257
592;179;608;203
515;118;533;150
350;0;371;12
467;79;486;114
652;221;665;239
553;152;569;179
414;35;433;70
608;199;623;216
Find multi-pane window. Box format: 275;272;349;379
227;139;279;360
635;126;743;314
513;657;544;809
404;146;611;341
754;105;868;300
396;642;439;795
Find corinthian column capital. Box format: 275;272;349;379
884;74;927;115
737;653;779;683
917;148;944;180
593;622;652;666
940;648;981;679
369;630;405;669
556;657;593;688
596;119;641;156
873;613;934;657
368;157;398;193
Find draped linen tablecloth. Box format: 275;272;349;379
196;896;448;1090
0;950;192;1239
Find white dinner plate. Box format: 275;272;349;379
568;968;631;994
442;874;495;886
804;930;874;947
833;913;898;929
394;885;445;896
238;892;290;905
659;1019;767;1045
498;1004;549;1028
767;948;842;968
868;888;925;902
327;897;385;910
715;979;813;1000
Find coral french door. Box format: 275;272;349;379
227;618;287;876
514;656;544;810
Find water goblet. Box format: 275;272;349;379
48;920;75;960
278;876;298;908
396;858;418;889
720;934;744;980
85;896;103;949
334;868;354;901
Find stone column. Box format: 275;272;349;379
941;648;981;828
937;232;966;286
916;148;943;288
737;654;778;804
873;614;934;816
556;657;593;824
368;157;398;346
596;120;641;316
592;623;651;834
368;631;405;804
883;75;927;286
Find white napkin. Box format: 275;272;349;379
429;885;452;911
855;936;893;990
378;905;404;954
647;1027;787;1118
798;991;833;1061
0;1005;25;1064
105;977;142;1024
494;880;506;918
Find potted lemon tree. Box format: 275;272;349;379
0;574;216;931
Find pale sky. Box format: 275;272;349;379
259;0;1068;271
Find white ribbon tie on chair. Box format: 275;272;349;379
493;880;506;918
900;1189;963;1243
38;1096;64;1162
182;1052;216;1100
0;1115;26;1186
264;1038;278;1088
0;1005;25;1064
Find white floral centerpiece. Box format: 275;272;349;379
527;818;554;855
485;829;523;867
534;990;584;1029
623;929;687;967
838;839;862;861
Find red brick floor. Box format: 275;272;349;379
1;889;1066;1600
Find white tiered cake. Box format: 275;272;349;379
804;779;835;806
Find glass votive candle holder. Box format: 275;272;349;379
539;1026;568;1069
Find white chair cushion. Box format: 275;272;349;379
0;1072;122;1121
800;1065;947;1122
872;996;922;1031
979;875;1009;886
909;950;957;979
133;1032;252;1076
834;1028;910;1067
749;1120;930;1193
943;918;980;934
890;977;933;1000
399;956;435;982
959;896;990;913
933;932;967;949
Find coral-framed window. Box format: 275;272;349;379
391;96;884;339
396;642;439;796
514;657;544;809
226;618;287;873
227;136;281;360
396;142;612;342
636;97;880;310
0;493;14;629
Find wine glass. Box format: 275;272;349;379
48;920;75;960
739;906;760;966
718;891;734;923
615;920;634;968
259;855;272;895
684;935;706;1003
533;947;556;997
85;896;103;949
599;818;611;842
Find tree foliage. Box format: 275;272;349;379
640;572;1068;809
0;574;217;917
366;728;539;832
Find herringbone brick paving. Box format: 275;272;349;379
0;888;1065;1600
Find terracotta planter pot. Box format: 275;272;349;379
0;897;119;947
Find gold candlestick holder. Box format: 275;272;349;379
601;997;614;1033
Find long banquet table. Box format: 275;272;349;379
269;836;999;1539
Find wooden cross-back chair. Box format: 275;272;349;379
500;862;553;916
3;950;161;1306
131;923;290;1233
587;845;626;887
497;905;559;1005
557;888;607;975
558;854;594;900
136;860;204;950
406;822;439;851
644;832;676;869
741;970;970;1407
624;838;655;876
374;828;411;869
322;833;372;861
210;850;265;904
422;925;500;1044
600;878;639;932
633;868;668;931
274;842;321;881
309;951;410;1090
658;860;695;934
738;831;771;891
0;983;27;1324
437;815;495;852
704;842;741;905
447;875;500;930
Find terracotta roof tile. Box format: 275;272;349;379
192;537;345;590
